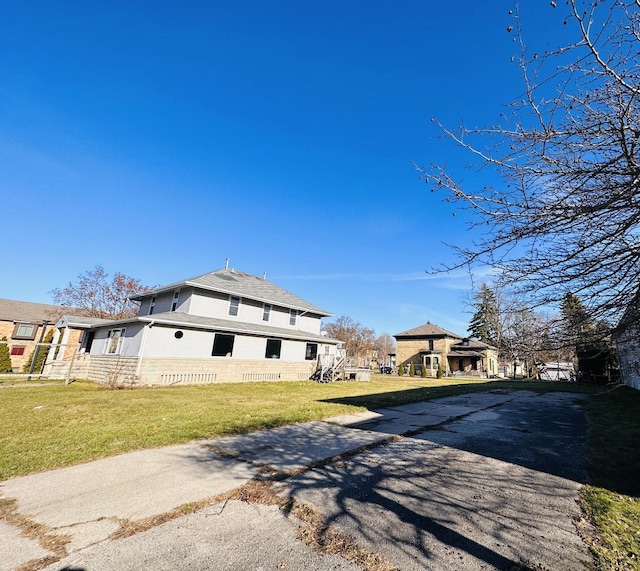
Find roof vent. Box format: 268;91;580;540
225;258;230;269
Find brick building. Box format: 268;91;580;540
394;322;498;377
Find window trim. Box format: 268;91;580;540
12;322;38;340
229;296;240;317
305;343;318;361
212;333;235;357
171;290;180;312
149;295;156;315
105;328;126;355
265;338;282;359
289;309;297;326
262;303;271;322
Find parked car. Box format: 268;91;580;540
380;366;393;374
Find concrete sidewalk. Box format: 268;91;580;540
0;389;591;570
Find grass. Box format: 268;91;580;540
0;375;498;480
578;385;640;570
1;375;638;569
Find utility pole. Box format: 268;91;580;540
27;320;49;380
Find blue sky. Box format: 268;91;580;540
1;1;569;337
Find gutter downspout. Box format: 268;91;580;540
136;320;154;378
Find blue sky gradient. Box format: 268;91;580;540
2;1;570;336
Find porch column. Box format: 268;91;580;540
47;328;61;362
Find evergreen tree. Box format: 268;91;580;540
409;363;415;377
0;336;12;373
398;362;404;376
23;329;54;374
469;284;499;346
561;292;618;383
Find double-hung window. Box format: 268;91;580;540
289;309;297;326
171;290;180;312
106;328;126;355
229;296;240;316
149;296;156;315
262;304;271;322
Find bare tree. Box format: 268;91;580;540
374;333;396;365
323;316;376;360
52;265;151;319
417;1;640;333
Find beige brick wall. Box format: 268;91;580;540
0;320;56;372
69;355;317;385
396;337;458;372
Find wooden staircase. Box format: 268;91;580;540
311;351;346;383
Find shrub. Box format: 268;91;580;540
421;364;427;378
22;329;54;373
437;364;443;379
409;363;415;377
0;336;12;373
398;362;404;376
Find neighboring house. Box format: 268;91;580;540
394;322;498;377
52;268;340;385
0;298;85;372
615;302;640;390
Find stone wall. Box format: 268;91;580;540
68;355;318;385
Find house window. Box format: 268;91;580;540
289;309;297;326
265;339;282;359
12;323;37;340
149;296;156;315
305;343;318;360
171;290;180;312
106;328;126;355
212;333;235;357
428;339;434;351
229;296;240;316
263;304;271;322
11;346;25;356
425;356;431;368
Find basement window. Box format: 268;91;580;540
265;339;281;359
11;346;25;356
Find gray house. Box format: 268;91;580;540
50;268;340;385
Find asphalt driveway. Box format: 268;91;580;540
1;389;592;571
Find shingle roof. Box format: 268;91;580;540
394;322;462;339
57;315;116;328
131;268;331;316
0;298;85;323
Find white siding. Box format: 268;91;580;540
142;326;214;358
188;290;237;320
89;323;145;357
299;313;322;335
233;335;265;359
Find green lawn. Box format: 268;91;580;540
1;376;637;570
